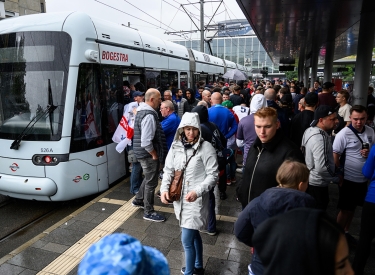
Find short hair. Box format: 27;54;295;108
279;87;289;95
254;107;278;123
337;90;349;101
145;89;160;102
264;89;276;101
198;86;205;90
219;81;225;86
163;90;172;96
369;86;374;93
213;87;222;93
233;85;241;91
162;100;174;110
197;100;208;107
350;105;367;115
276;160;310;188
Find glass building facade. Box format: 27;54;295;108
172;28;278;73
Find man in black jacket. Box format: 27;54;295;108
192;105;227;235
236;107;304;209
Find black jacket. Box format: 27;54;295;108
234;187;315;274
192;105;227;170
237;129;304;208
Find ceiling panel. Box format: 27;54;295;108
236;0;374;66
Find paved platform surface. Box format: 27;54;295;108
0;170;374;275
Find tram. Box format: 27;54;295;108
0;12;249;201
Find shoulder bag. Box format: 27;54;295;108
168;147;199;202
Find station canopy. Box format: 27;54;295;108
236;0;375;66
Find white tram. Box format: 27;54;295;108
0;12;249;201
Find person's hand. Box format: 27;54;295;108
360;149;369;158
160;191;170;204
185;191;198;202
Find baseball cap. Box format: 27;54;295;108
322;82;335;89
222;100;234;109
133;91;144;97
304;92;318;106
78;233;170;275
310;105;335;127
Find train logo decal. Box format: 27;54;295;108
10;163;19;172
73;176;82;183
83;174;90;180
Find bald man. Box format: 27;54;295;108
208;92;238;200
202;90;212;108
132;88;168;222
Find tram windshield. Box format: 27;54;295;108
0;31;71;141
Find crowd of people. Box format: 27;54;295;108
104;78;375;275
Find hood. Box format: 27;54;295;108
250;94;267;114
191;105;208;123
253;208;326;275
173;112;202;142
186;88;197;104
254;188;315;225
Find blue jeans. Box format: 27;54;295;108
207;187;216;232
181;228;203;275
130;161;143;195
135;158;159;215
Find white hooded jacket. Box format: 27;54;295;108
160;112;218;230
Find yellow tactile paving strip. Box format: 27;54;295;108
37;198;138;275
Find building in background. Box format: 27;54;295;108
0;0;45;20
172;19;279;74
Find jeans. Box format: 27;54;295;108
181;228;203;275
226;154;237;179
126;145;143;195
130;161;143;195
207;187;216;232
135;158;159;215
353;201;375;275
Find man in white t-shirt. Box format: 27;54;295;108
333;105;375;246
233;104;249;121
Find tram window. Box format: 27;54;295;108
160;71;178;96
146;70;160;90
71;63;104;153
180;72;188;90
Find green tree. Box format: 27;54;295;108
285;70;298;80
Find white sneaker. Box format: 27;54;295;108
236;168;243;173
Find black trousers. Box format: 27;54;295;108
353;201;375;275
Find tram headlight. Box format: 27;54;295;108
34;156;42;164
32;154;69;166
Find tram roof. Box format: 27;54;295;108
236;0;375;66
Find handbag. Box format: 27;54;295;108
168;147;198;202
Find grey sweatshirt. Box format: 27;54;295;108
301;127;339;187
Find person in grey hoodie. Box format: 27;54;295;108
301;105;340;210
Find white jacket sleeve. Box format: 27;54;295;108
160;148;175;193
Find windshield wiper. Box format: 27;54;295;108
10;103;57;150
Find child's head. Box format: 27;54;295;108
276;160;309;191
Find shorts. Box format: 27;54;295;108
338;179;368;211
307;185;329;210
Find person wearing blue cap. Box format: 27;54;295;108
78;233;170;275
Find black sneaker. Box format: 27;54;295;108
220;192;227;200
143;211;166;222
131;199;144;209
181;267;204;275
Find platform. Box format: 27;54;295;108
0;173;375;275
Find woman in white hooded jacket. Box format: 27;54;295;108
160;112;218;275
